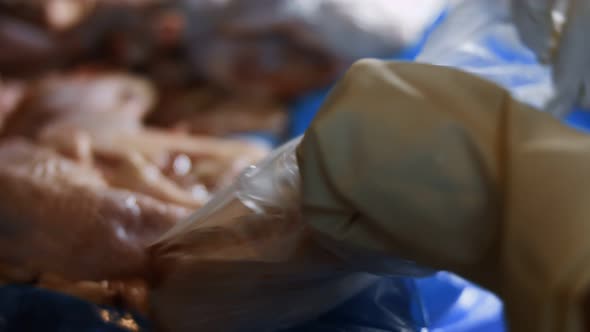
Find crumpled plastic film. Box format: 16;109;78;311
150;137;431;332
416;0;555;112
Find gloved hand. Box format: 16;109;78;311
511;0;590;116
151;59;590;331
298;59;590;331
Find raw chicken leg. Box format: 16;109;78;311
0;139;190;281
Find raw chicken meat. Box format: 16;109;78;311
1;72;155;139
0;80;25;131
1;0;445;98
44;0;97;31
2;72;270;207
0;72;270;313
0;139;190;281
44;0;161;32
0;16;63;77
0;1;179;77
0;0;159;32
147;86;287;136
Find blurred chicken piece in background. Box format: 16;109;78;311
1;71;269;205
0;80;25;131
0;71;270;311
45;0;97;32
0;0;447;318
0;139;189;281
0;16;63;76
148;86;287;136
0;0;445;98
187;0;446;98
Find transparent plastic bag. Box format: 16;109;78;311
150;137;429;332
416;0;556;112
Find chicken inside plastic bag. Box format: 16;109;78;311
150;138;428;332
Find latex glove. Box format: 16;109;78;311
511;0;590;116
298;59;590;331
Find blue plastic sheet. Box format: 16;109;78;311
282;278;423;332
566;109;590;133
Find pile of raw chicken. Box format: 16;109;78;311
0;0;442;326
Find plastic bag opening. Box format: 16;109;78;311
149;136;435;332
149;138;382;332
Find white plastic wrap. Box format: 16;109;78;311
416;0;557;113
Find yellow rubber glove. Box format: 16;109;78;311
298;59;590;331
